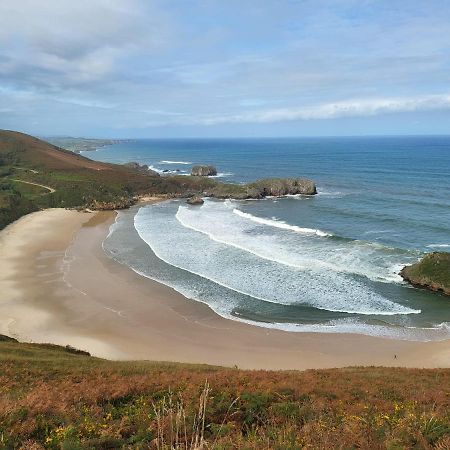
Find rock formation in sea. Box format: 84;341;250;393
400;252;450;296
206;177;317;199
250;178;317;197
186;196;204;205
191;165;218;176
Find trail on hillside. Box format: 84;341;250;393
12;179;56;194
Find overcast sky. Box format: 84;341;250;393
1;0;450;137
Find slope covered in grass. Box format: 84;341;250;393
1;337;449;449
0;131;216;229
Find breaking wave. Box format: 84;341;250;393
161;160;192;164
233;209;331;237
135;201;420;316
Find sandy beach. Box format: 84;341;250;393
0;207;449;370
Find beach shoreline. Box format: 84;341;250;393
0;207;449;370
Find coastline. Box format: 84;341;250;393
1;207;449;370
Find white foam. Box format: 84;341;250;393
233;208;331;237
316;189;349;198
426;244;450;248
209;172;233;178
149;165;188;175
224;315;450;342
135;202;419;316
161;160;192;164
179;201;408;284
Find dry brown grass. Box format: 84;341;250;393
0;341;449;449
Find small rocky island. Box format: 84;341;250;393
400;252;450;296
186;196;204;205
191;165;217;176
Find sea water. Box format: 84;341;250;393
87;136;450;340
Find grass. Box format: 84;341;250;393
10;181;50;198
1;339;449;449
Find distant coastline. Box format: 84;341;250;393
43;136;132;153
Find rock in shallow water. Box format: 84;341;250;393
186;196;204;205
191;165;217;176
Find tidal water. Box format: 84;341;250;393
88;136;450;340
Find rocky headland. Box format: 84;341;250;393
400;252;450;296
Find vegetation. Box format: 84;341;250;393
0;338;449;449
0;131;216;229
401;253;450;296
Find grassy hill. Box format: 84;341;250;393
0;130;219;229
1;337;449;449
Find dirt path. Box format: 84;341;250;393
12;179;56;194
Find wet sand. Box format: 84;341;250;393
0;208;449;369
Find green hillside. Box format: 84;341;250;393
0;130;216;229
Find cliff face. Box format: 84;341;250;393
400;252;450;296
249;178;317;197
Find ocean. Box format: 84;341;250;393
85;136;450;341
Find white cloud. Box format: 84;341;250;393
195;95;450;125
0;0;171;89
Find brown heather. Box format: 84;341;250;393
0;340;449;449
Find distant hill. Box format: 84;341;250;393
43;136;130;153
0;130;114;170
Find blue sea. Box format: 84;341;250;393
85;136;450;340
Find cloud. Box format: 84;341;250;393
196;95;450;125
0;0;172;91
1;0;450;136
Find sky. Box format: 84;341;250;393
1;0;450;138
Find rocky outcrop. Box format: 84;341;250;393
187;196;204;205
124;161;159;176
88;197;136;211
206;177;317;199
191;165;217;176
400;252;450;296
250;178;317;197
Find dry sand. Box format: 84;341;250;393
0;207;449;369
